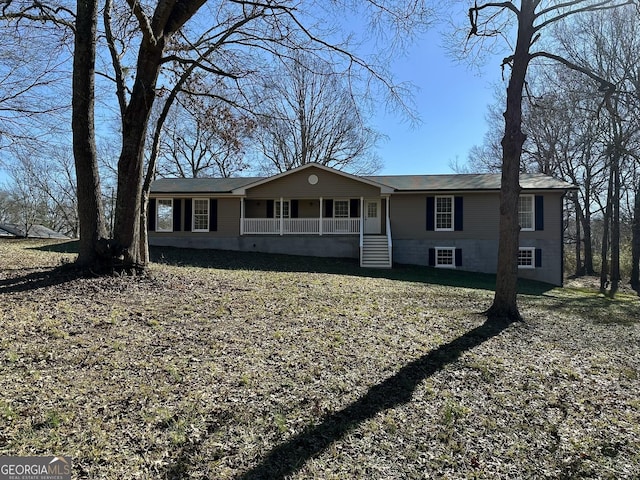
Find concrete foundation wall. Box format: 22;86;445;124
393;238;562;285
150;235;360;259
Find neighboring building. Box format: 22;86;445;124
0;223;69;239
148;163;575;285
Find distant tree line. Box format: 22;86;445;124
461;5;640;297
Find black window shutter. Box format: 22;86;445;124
325;199;333;218
173;198;182;232
350;199;359;217
291;200;299;218
148;198;156;231
266;200;274;218
535;248;542;268
210;198;218;231
428;248;435;266
455;248;462;267
426;197;435;231
184;199;192;231
535;195;544;231
454;196;464;231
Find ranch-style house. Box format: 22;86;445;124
148;163;575;285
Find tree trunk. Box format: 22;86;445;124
600;166;614;293
631;181;640;292
609;150;620;297
486;5;536;323
574;193;583;276
72;0;108;269
112;38;165;271
582;196;595;275
138;54;195;267
140;193;150;265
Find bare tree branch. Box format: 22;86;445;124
529;51;615;93
104;0;128;119
534;0;636;32
125;0;156;44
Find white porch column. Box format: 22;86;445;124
360;196;364;234
280;196;284;236
319;196;323;236
386;196;390;225
240;197;245;235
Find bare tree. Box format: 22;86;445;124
3;0;432;271
463;96;504;174
465;0;633;322
2;157;48;237
156;93;254;178
255;52;384;175
0;14;71;151
552;5;640;295
72;0;109;268
105;0;430;270
0;189;11;224
632;169;640;291
520;67;608;276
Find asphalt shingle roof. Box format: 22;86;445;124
0;223;69;239
150;172;575;194
150;177;263;193
365;173;575;191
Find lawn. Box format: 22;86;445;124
1;239;638;479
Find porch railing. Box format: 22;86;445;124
243;218;360;235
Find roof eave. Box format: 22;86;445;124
232;163;394;195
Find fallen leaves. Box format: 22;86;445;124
0;239;639;479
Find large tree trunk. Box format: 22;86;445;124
112;38;165;271
72;0;108;269
486;5;536;323
110;0;206;271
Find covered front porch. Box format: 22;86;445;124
240;197;388;236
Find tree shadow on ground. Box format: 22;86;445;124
539;293;639;326
0;264;85;295
33;241;552;295
228;317;512;480
148;245;553;296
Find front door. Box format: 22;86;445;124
364;199;381;234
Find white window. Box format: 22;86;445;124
436;196;453;231
436;247;455;268
334;200;349;218
518;247;535;269
156;199;173;232
519;195;534;231
275;200;290;218
193;199;209;232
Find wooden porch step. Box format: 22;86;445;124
361;235;392;268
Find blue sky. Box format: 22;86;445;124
0;10;507;184
373;28;505;175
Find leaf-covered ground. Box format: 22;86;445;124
1;239;639;479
